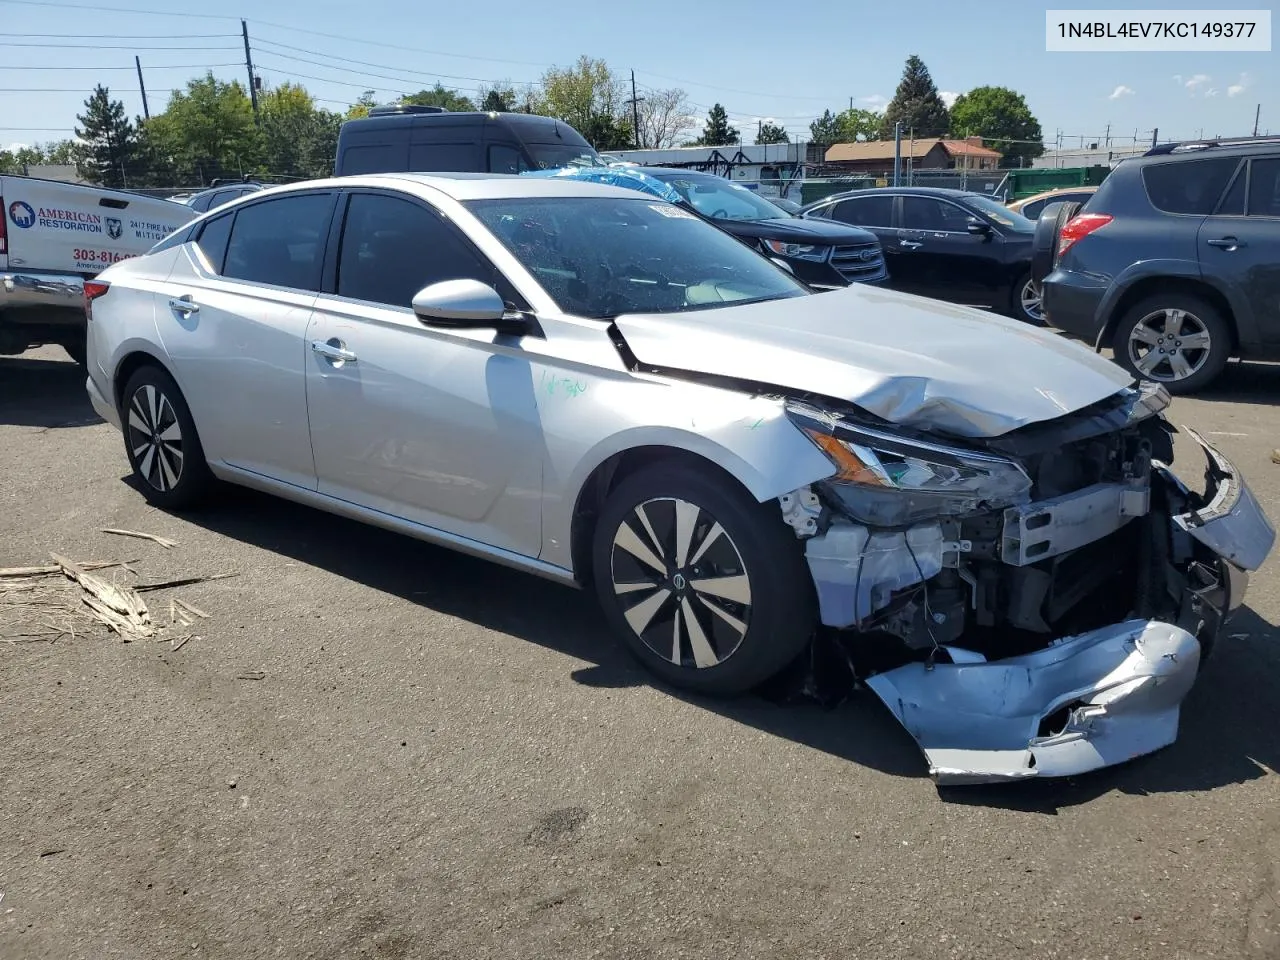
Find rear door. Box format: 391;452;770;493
158;190;337;489
821;192;899;275
1198;156;1280;345
896;195;992;301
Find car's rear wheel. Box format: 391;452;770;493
1112;293;1232;395
591;463;815;696
1008;270;1044;325
120;365;213;509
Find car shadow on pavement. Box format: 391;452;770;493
168;483;1280;802
0;355;103;429
1194;359;1280;406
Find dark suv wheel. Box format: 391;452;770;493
1112;292;1232;394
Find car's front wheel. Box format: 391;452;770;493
591;462;816;696
120;365;213;509
1112;293;1231;395
1008;270;1044;325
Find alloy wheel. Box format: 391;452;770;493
126;384;185;492
610;497;752;670
1020;278;1044;322
1126;308;1212;383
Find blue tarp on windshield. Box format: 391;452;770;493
519;165;684;206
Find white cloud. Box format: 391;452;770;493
859;94;887;106
1228;72;1250;97
1205;88;1220;98
940;90;960;108
4;142;31;153
1185;73;1211;91
1109;85;1135;100
1171;74;1183;84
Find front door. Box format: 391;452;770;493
896;195;991;302
158;190;337;489
304;190;544;557
1198;156;1280;345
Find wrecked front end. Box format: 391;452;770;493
782;383;1274;785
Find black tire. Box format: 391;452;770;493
61;333;87;367
1006;269;1044;325
1111;292;1232;395
1029;201;1082;288
591;463;816;696
120;365;213;509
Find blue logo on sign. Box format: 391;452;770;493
8;201;35;228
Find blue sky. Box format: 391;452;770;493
0;0;1273;153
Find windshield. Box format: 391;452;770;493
526;142;603;170
466;196;808;319
965;194;1033;231
653;175;791;221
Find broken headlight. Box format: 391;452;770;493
788;404;1033;526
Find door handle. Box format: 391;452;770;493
899;240;922;250
311;338;358;363
1207;237;1245;249
168;296;199;315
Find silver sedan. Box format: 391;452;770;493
84;173;1274;784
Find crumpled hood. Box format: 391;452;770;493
613;285;1135;438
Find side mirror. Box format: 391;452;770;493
966;218;992;236
412;279;508;327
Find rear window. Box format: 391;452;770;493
1142;157;1241;215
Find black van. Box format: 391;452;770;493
333;105;602;177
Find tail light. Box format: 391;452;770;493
1055;213;1113;262
0;196;7;255
83;280;110;321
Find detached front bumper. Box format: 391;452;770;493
862;431;1274;785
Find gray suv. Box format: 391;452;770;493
1039;137;1280;394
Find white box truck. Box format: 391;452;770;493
1;175;195;363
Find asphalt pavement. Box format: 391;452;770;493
2;345;1279;960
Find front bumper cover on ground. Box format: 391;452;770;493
862;431;1274;785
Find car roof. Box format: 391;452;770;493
247;172;655;202
812;185;992;205
633;167;722;180
1014;186;1098;203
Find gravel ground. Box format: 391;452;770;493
2;345;1279;960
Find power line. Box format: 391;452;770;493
0;62;243;70
4;32;237;38
0;42;242;50
251;44;538;87
251;21;550;68
0;0;237;18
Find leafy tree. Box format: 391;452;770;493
481;88;512;112
755;121;789;145
403;84;475;112
539;56;626;137
949;86;1044;168
879;55;950;138
836;107;881;142
260;83;341;179
146;73;260;184
0;140;80;175
808;109;840;147
695;103;739;146
346;90;378;120
74;84;142;187
637;87;695;149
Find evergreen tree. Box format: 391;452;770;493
696;103;739;146
808;109;840;148
481;89;512;112
879;55;950;138
755;122;789;145
74;85;141;187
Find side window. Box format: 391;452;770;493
194;213;234;273
1246;158;1280;217
341;144;405;175
408;143;478;172
1216;167;1247;215
1020;199;1046;220
831;194;893;227
189;193;212;213
1142;157;1240;215
902;197;970;231
488;144;527;174
336;193;494;308
223;193;333;291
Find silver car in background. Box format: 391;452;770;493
84;173;1274;784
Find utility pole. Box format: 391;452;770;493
1254;104;1261;136
626;70;644;149
892;121;902;186
242;19;259;121
1104;123;1110;146
1151;127;1158;148
135;55;149;120
849;96;853;110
